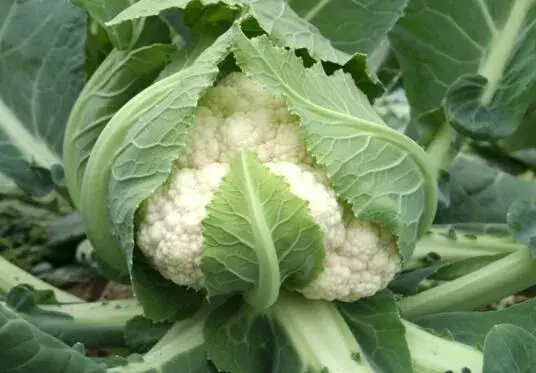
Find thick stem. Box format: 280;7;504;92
403;321;483;373
424;121;456;180
409;230;522;269
272;291;375;373
400;247;536;318
0;255;82;303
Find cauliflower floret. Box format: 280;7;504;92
300;220;401;302
137;163;228;288
178;72;308;168
137;72;402;302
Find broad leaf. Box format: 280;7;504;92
483;324;536;373
0;0;86;195
507;199;536;256
231;29;437;260
200;150;325;308
0;304;105;373
435;154;536;224
390;0;536;140
285;0;407;57
107;0;244;25
414;297;536;348
64;45;171;208
80;28;233;320
338;291;414;373
74;0;138;49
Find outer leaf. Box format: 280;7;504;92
338;291;414;373
435;154;536;224
483;324;536;373
414;297;536;349
390;0;536;140
231;29;437;260
64;45;171;209
0;0;86;195
80;29;233;319
204;293;375;373
74;0;138;49
203;299;274;373
107;0;244;25
0;304;105;373
274;0;407;57
109;308;216;373
200;150;325;308
507;199;536;256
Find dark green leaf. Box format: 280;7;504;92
0;0;86;195
124;316;173;353
507;199;536;256
483;324;536;373
338;291;413;373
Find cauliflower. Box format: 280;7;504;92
136;73;401;302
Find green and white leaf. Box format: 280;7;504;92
0;0;86;195
80;28;233;319
507;199;536;256
390;0;536;140
64;45;171;208
232;29;437;260
200;150;325;309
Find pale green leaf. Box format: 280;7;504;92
0;0;86;195
231;29;437;260
80;28;233;319
200;150;325;309
390;0;536;140
64;45;171;208
107;0;244;26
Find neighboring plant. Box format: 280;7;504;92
1;1;536;373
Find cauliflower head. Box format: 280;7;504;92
136;72;401;302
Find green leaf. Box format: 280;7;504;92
338;291;414;373
0;0;86;196
0;304;105;373
64;45;172;209
483;324;536;373
107;0;244;26
204;292;375;373
80;28;233;319
274;0;407;57
231;29;437;261
507;199;536;256
390;0;536;140
200;150;325;309
123;316;173;353
108;308;216;373
203;298;273;373
414;297;536;349
435;154;536;224
74;0;139;49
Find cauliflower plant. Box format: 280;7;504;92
136;73;401;302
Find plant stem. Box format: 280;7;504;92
400;247;536;318
424;121;456;179
403;321;483;373
0;255;82;303
408;229;522;269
